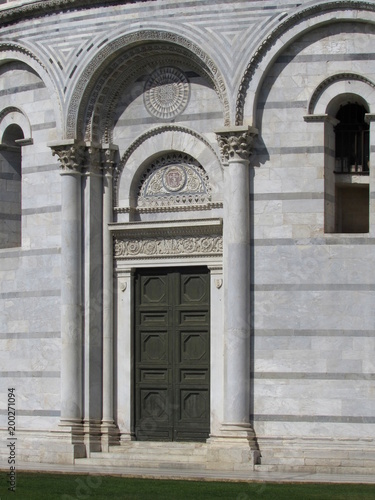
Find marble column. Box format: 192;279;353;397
50;140;85;454
82;144;103;453
101;145;119;450
215;126;258;440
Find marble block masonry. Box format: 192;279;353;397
0;0;374;474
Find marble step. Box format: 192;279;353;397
78;456;207;469
255;464;375;475
78;442;210;469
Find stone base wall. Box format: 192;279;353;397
255;437;375;474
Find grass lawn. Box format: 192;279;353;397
1;472;375;499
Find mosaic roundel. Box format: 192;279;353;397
144;67;190;119
162;165;187;192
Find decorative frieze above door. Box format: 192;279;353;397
110;218;223;265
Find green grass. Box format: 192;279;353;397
0;472;374;500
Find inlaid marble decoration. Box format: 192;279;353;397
144;67;190;119
137;153;211;208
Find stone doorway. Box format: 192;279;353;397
134;267;210;442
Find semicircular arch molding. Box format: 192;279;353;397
0;107;32;142
308;73;375;115
88;51;221;144
237;1;375;126
115;126;223;209
69;30;230;141
0;43;63;135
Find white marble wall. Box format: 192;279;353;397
0;0;374;471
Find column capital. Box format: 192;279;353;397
49;140;85;174
101;144;119;173
215;126;258;164
85;143;119;175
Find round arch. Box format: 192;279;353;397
0;43;63;135
307;73;375;116
115;125;223;209
67;30;230;141
237;1;375;126
0;107;32;143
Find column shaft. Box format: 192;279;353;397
60;169;82;422
102;167;113;424
224;159;250;424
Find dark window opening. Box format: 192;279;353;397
0;124;23;248
334;103;369;174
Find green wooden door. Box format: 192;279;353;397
134;267;210;442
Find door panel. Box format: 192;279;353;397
134;267;210;442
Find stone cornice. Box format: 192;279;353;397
0;1;155;26
109;218;223;239
215;126;258;164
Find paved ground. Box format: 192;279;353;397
13;462;375;484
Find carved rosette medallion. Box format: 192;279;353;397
144;67;190;119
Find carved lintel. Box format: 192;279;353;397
215;126;258;164
114;235;223;259
50;140;85;174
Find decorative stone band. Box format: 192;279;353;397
110;218;223;260
215;125;258;164
115;235;222;259
49;141;118;174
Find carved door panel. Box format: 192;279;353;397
134;268;210;442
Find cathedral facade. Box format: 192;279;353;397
0;0;374;473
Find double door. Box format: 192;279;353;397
134;267;210;441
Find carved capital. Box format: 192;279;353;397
50;141;85;174
101;145;118;173
215;126;258;164
86;144;101;175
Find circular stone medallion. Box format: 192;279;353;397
144;67;190;119
163;165;187;192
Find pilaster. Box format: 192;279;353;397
101;145;120;450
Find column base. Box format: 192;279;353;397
101;421;120;452
48;419;86;460
83;419;102;454
207;423;260;470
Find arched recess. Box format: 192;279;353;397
0;109;30;249
236;1;375;126
0;107;32;142
115;126;223;215
305;74;375;234
67;30;230;141
308;74;375;116
0;43;63;135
